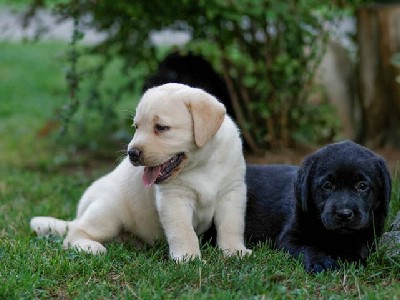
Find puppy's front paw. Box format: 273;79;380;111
64;239;107;254
171;249;201;263
304;254;339;273
223;247;253;258
173;254;201;263
171;252;201;263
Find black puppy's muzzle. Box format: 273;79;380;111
334;209;354;222
128;148;142;165
322;204;365;231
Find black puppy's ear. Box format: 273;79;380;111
295;157;315;212
376;158;392;217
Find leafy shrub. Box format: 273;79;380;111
27;0;358;152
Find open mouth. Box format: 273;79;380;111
142;153;186;187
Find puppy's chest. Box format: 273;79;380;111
159;179;220;234
195;180;220;203
184;170;222;200
183;177;219;211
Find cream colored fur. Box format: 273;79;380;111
30;83;251;261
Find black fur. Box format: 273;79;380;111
245;141;391;273
245;164;298;245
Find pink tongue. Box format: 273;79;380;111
142;166;161;187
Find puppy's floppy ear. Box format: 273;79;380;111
376;158;392;217
295;156;315;212
184;90;226;147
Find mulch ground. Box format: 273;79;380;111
245;146;399;176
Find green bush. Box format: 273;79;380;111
28;0;361;152
188;1;338;151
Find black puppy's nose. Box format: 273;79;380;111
128;148;142;163
335;209;354;221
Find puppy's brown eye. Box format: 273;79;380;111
133;124;138;130
155;124;170;133
322;182;334;191
356;182;369;192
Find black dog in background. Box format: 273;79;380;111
142;52;235;119
245;140;391;273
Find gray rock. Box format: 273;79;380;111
390;211;400;231
380;231;400;257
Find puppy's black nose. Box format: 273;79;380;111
128;148;142;163
335;209;354;221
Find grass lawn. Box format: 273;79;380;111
1;40;400;299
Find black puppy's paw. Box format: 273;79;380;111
304;254;339;273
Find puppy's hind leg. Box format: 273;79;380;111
30;216;70;237
214;185;252;257
62;201;123;254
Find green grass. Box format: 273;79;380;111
2;166;400;299
0;42;66;165
0;41;137;167
1;41;400;299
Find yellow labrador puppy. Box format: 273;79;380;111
31;83;251;261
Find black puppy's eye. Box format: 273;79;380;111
356;181;369;192
133;123;138;129
155;124;170;133
322;181;335;191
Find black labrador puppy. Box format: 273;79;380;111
245;140;391;273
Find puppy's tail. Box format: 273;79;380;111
30;216;71;237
